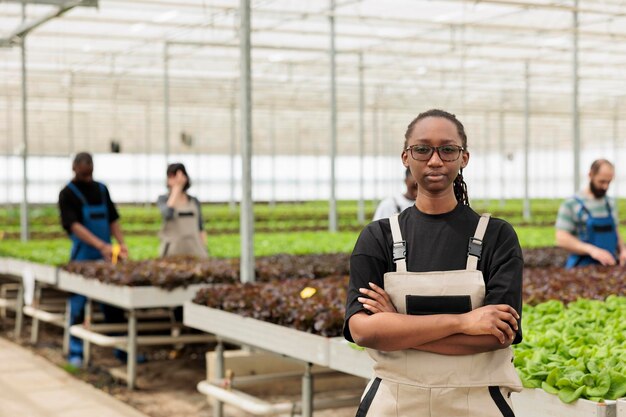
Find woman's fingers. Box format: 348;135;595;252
358;297;381;313
358;283;396;313
494;319;515;342
368;282;393;303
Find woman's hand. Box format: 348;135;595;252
459;304;519;344
357;282;397;314
119;243;129;260
172;171;187;190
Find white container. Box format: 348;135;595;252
512;388;616;417
25;261;58;285
616;398;626;417
184;301;330;366
58;270;205;309
328;337;373;380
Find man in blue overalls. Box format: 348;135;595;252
556;159;626;268
58;152;129;367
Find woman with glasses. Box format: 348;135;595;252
344;109;523;416
157;163;208;259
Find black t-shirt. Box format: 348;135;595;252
344;203;523;344
58;180;120;234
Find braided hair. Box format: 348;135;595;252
404;109;470;206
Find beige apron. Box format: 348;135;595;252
356;213;522;417
158;198;208;259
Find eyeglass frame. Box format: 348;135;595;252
404;144;466;162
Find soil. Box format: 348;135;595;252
0;313;361;417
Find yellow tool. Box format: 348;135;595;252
111;243;121;265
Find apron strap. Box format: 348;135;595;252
466;213;491;271
389;213;407;272
66;182;88;205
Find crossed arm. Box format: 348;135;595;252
348;282;519;355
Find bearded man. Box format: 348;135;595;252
556;159;626;267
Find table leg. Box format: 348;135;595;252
14;282;24;340
213;340;224;417
62;298;70;356
128;309;137;390
30;283;42;344
84;298;92;367
302;362;313;417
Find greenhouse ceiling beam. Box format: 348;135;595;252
164;38;626;72
0;0;98;47
106;0;626;22
3;0;96;4
5;67;626;105
18;40;626;80
9;9;626;44
436;0;626;15
6;56;626;93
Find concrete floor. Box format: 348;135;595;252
0;337;148;417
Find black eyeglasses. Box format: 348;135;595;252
405;145;465;162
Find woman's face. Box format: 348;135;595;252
166;169;187;190
402;116;469;195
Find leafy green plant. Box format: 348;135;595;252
514;296;626;403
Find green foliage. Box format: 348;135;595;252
0;231;360;264
514;296;626;403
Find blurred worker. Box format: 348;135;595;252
58;152;129;367
372;168;418;220
157;163;208;259
556;159;626;268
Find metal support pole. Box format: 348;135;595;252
483;112;490;204
67;71;74;155
144;102;151;204
5;94;12;208
358;53;365;224
62;298;70;356
19;3;29;242
83;298;92;367
270;108;276;208
572;0;580;193
14;282;24;339
372;106;379;200
30;282;42;344
229;101;236;212
328;0;338;232
239;0;255;283
523;62;531;221
163;42;171;164
213;340;225;417
499;94;506;208
301;362;313;417
127;309;137;390
295;122;302;203
612;99;619;196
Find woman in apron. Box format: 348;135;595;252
157;163;208;259
344;109;523;417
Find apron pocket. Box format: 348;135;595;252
488;386;515;417
406;295;472;315
355;377;382;417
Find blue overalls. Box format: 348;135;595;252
565;197;618;268
67;182;124;361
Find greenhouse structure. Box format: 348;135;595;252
1;1;626;416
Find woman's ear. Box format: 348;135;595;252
460;150;470;169
401;151;410;168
